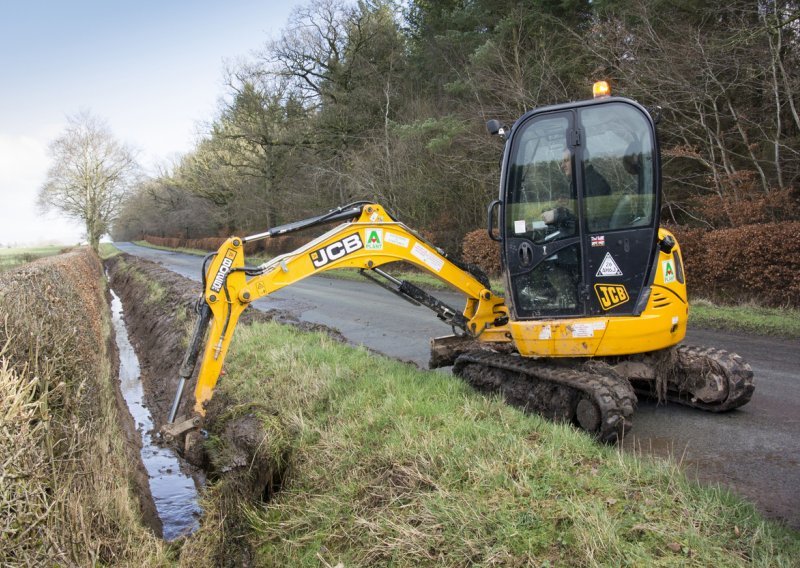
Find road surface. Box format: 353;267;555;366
114;242;800;530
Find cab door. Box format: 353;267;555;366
500;99;659;320
578;102;659;316
502;110;583;319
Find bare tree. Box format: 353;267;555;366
585;0;800;227
38;111;139;251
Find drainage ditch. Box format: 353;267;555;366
110;289;202;541
105;253;347;558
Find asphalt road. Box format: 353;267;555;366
114;242;800;530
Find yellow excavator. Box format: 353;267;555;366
164;83;753;444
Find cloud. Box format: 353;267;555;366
0;133;83;246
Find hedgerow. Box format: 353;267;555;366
460;223;800;308
0;249;169;565
671;222;800;308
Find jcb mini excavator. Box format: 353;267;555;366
164;82;753;444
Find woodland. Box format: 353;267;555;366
112;0;800;305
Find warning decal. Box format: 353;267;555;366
596;252;623;277
411;242;445;272
385;231;409;248
571;323;594;338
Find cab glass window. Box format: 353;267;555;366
506;114;575;245
579;104;655;232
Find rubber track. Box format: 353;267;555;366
664;345;754;412
453;351;637;443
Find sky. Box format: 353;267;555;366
0;0;301;246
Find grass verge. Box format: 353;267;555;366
689;299;800;340
99;242;122;259
133;239;211;258
190;321;800;566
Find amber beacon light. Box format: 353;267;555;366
592;80;611;98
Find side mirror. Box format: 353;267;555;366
648;106;662;125
486;119;506;139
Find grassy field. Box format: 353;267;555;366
186;321;800;565
0;245;66;271
689;299;800;339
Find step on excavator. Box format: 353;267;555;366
163;82;754;445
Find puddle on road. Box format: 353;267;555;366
110;289;202;541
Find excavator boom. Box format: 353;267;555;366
164;203;509;434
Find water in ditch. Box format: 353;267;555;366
110;289;202;541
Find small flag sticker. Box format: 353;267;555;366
591;235;605;247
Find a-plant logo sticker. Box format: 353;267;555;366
310;233;363;268
594;283;629;310
596;252;623;277
662;259;676;284
364;228;383;250
211;249;237;293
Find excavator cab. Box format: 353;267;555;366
499;97;659;320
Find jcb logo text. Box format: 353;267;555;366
310;233;363;268
594;284;629;310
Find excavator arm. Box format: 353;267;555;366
164;203;510;437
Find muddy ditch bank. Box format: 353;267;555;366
104;254;346;428
104;253;347;556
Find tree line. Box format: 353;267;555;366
109;0;799;254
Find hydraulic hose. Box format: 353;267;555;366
167;302;212;423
